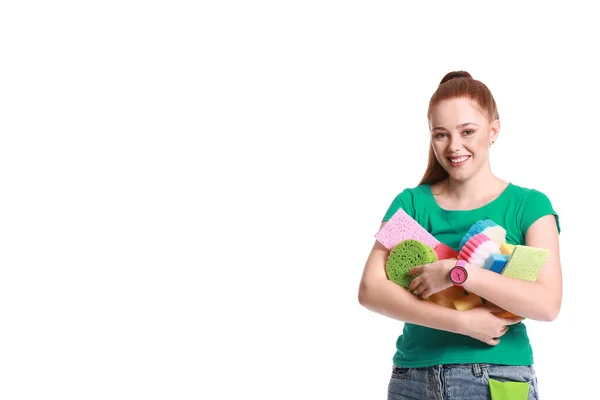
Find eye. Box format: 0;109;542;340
462;130;475;136
434;132;447;139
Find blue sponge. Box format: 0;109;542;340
459;219;498;249
483;253;509;274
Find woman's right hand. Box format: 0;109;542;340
458;304;524;346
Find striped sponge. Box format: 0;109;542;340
502;245;549;281
458;233;501;268
375;208;440;250
386;239;438;289
459;219;506;249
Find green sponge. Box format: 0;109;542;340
489;378;529;399
502;245;549;281
386;239;438;289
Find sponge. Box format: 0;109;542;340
459;219;506;249
434;242;459;260
495;311;521;319
483;253;510;274
375;208;440;250
502;245;549;281
386;239;438;289
429;286;466;309
489;378;530;399
458;233;501;268
482;225;507;246
500;242;515;255
481;301;523;319
453;293;483;311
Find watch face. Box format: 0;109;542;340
451;267;467;284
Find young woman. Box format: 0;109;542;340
358;71;561;400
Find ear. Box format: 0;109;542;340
490;119;500;143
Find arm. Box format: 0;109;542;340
461;214;562;321
359;223;525;345
358;224;463;333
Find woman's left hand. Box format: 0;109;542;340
408;259;456;300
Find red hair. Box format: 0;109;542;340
418;71;499;186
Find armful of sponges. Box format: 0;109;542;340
463;214;562;321
358;239;465;334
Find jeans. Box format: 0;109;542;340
387;363;539;400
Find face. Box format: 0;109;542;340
429;97;499;182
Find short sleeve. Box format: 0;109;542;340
382;189;415;222
520;189;561;234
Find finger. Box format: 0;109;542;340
421;288;432;300
486;337;500;346
407;266;422;276
413;282;425;296
409;277;422;292
496;326;509;337
419;285;431;299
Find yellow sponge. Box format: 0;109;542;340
502;245;549;281
453;293;483;311
500;242;515;255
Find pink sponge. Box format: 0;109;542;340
457;233;501;268
375;208;440;250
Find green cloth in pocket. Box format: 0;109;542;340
489;378;529;399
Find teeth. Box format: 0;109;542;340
450;156;469;163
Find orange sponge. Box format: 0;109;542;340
429;286;466;309
453;293;483;311
486;301;522;319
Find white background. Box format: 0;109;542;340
1;1;597;399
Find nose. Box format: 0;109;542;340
448;134;462;153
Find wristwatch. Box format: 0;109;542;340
450;259;468;287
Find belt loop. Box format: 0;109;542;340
472;363;483;377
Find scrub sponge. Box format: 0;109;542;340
458;233;501;268
481;225;507;246
376;208;440;250
386;239;438;289
502;245;549;281
459;219;506;249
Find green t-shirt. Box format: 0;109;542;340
382;182;560;368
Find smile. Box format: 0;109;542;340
448;155;471;166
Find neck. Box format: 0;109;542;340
444;168;505;203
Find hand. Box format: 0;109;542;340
407;259;455;300
458;304;524;346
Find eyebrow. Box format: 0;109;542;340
432;122;479;131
